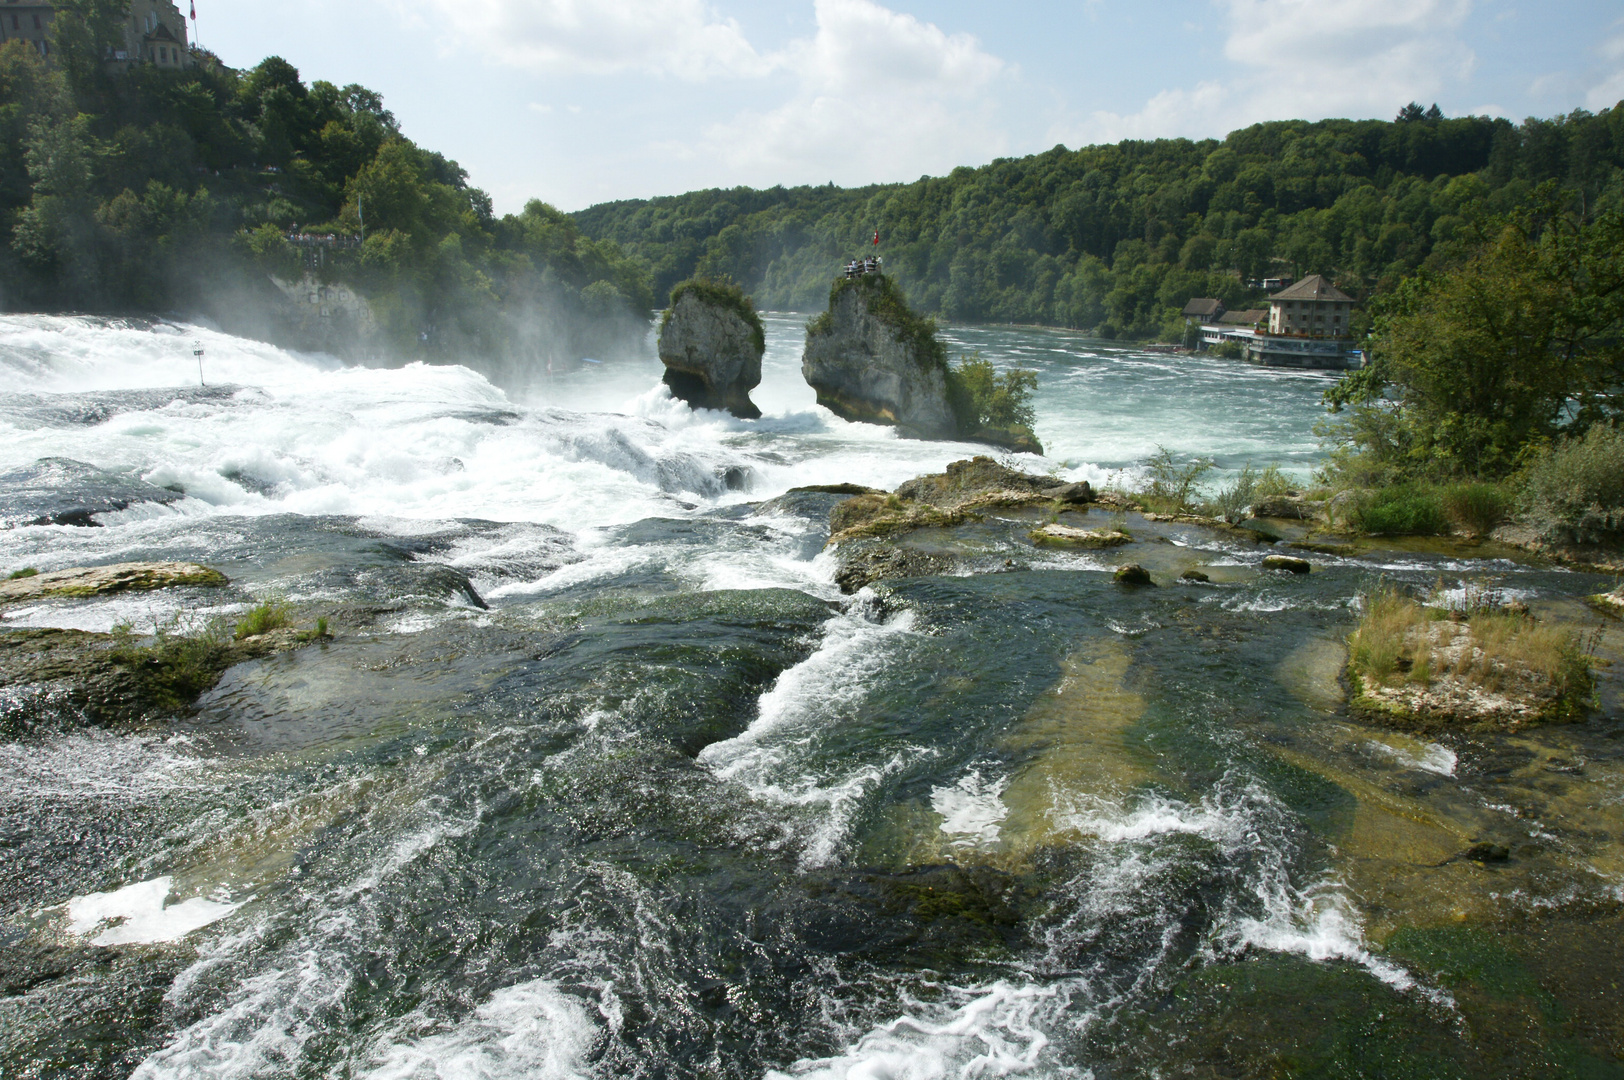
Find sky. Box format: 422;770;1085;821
195;0;1624;214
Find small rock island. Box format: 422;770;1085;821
657;279;766;419
802;267;1042;454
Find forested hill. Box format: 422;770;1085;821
574;106;1624;338
0;21;650;368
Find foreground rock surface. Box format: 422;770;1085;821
0;562;229;604
658;284;765;419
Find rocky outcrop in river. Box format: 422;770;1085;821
658;280;765;419
803;274;956;439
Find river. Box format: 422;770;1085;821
2;312;1622;1079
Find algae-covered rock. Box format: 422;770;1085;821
0;562;228;604
1261;554;1312;574
1030;523;1131;548
833;547;959;594
1180;569;1211;583
1114;564;1154;586
658;280;765;419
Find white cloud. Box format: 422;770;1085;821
1588;26;1624;109
1063;0;1478;145
697;0;1008;186
397;0;770;80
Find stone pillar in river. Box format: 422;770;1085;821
657;280;765;420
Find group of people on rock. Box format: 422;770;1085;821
843;255;883;278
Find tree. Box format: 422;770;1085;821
1324;192;1624;479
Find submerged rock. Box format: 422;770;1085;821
1180;569;1211;583
0;562;228;604
803;274;958;439
0;457;183;528
658;280;765;419
833;547;959;594
0;622;326;733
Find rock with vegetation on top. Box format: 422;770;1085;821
657;279;765;419
827;457;1090;543
1180;569;1211;583
802;275;1043;453
0;562;228;604
1347;585;1592;732
1030;523;1131;548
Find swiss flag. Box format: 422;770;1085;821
872;230;879;246
190;1;196;20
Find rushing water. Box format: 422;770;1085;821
3;313;1624;1079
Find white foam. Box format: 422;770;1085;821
361;979;598;1080
770;981;1063;1080
1368;739;1458;777
931;770;1009;849
65;876;242;946
698;600;924;867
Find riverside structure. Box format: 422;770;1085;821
1196;273;1362;369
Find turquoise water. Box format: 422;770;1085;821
1;314;1621;1079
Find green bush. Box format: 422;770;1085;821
1212;340;1243;359
1350;484;1447;535
8;568;38;580
1441;482;1508;536
1520;426;1624;545
946;352;1037;434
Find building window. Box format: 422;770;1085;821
33;12;40;28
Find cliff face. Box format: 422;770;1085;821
801;275;958;440
658;287;765;419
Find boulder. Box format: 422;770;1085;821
803;274;958;439
658;282;765;419
1261;554;1312;574
828;457;1084;543
1180;569;1211;583
1031;524;1131;548
1042;481;1095;505
0;562;229;604
1114;564;1154;586
1251;494;1319;520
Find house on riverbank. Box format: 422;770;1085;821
1195;275;1361;370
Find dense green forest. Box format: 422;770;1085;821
0;4;651;367
575;103;1624;339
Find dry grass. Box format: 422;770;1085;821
1349;583;1592;720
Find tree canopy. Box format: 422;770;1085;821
0;32;651;366
574;104;1624;340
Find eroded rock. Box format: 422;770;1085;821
1261;555;1312;574
1030;523;1131;548
658;282;765;419
0;562;229;604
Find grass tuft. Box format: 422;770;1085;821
235;599;291;640
8;568;39;580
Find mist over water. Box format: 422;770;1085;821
3;313;1614;1078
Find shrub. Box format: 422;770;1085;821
8;568;38;580
1441;483;1508;536
1520;426;1624;545
1212;340;1243;359
1253;464;1294;499
1137;446;1214;515
946;352;1037;434
235;599;291;640
1349;483;1447;535
1207;464;1257;525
